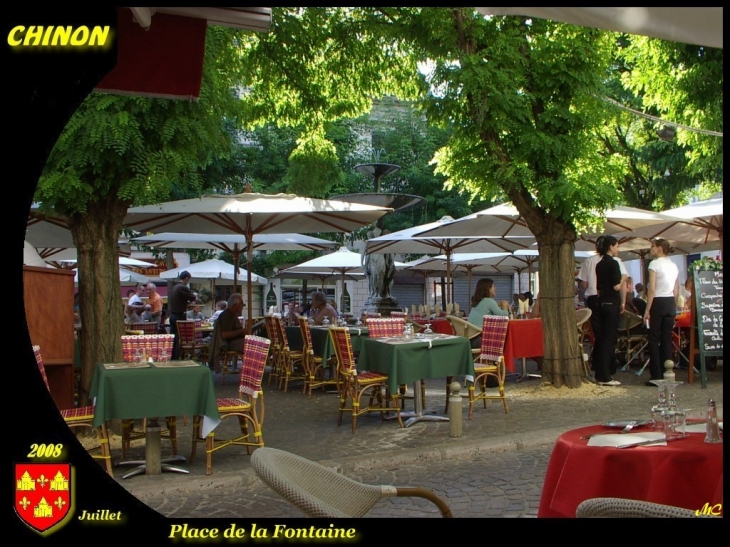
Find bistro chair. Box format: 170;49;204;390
264;315;284;387
469;315;510;418
444;315;481;412
364;317;420;409
194;319;211;362
365;317;405;338
616;310;649;374
389;311;408;318
575;308;593;379
251;447;453;518
298;316;338;398
34;345;114;476
129;322;159;335
361;312;381;324
575;497;715;518
119;334;178;459
272;316;306;393
329;327;403;433
190;335;270;475
206;320;243;385
176;320;208;361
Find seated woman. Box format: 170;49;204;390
528;293;541;319
467;278;510;348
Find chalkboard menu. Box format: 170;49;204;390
693;269;723;356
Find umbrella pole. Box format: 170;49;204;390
233;243;240;294
246;237;254;334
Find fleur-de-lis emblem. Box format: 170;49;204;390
54;497;66;510
36;475;49;488
19;496;30;510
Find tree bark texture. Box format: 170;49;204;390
510;192;587;388
68;196;128;406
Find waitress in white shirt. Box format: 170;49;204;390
644;238;679;385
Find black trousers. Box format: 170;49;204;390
648;297;676;380
169;312;186;360
595;296;620;382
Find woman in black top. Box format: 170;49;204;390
594;236;623;386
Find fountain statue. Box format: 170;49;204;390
334;149;426;316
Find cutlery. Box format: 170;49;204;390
617;436;688;449
581;420;638;439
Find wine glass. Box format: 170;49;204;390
650;380;668;430
424;323;433;337
661;380;686;440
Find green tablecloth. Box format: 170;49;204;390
89;361;220;432
356;335;474;394
285;326;369;361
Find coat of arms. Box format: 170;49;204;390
14;463;73;534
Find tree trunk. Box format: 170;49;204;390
537;238;585;388
509;192;587;388
68;196;128;406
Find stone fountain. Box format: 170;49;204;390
333;149;426;316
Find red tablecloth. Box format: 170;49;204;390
503;319;543;373
676;312;691;328
538;425;724;517
412;318;453;335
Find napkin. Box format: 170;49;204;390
685;421;723;434
587;432;666;448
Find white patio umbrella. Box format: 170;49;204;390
54;256;152;269
161;259;267;313
278;247;365;312
74;268;150;284
123;192;391;330
474;8;723;50
160;259;266;285
609;193;723;259
132;232;338;293
366;216;534;303
26;204;75;254
23;241;55;268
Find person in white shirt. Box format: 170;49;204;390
644;238;679;385
577;237;627;372
209;300;227;323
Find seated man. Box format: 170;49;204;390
209;300;227;323
141;304;155;322
310;291;337;325
208;294;246;372
187;303;207;321
217;293;246;355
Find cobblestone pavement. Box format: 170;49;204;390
113;359;723;518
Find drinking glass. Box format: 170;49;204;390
650;380;668;431
133;349;142;364
662;408;687;440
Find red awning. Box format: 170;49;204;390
95;9;207;101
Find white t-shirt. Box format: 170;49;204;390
648;257;678;297
577;254;627;298
128;294;143;307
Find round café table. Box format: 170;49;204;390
538;424;723;517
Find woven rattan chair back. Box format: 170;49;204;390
366;317;405;338
576;497;715;518
121;334;174;362
478;315;509;362
33;345;113;476
239;335;271;398
129;322;158;335
251;447;453;518
389;311;407;318
330;327;356;376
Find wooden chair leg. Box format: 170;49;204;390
98;423;114;476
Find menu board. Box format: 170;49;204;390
693;269;723;355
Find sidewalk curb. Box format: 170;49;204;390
118;427;565;498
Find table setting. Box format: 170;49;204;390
537;380;723;517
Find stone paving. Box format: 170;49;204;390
112;359;723;518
